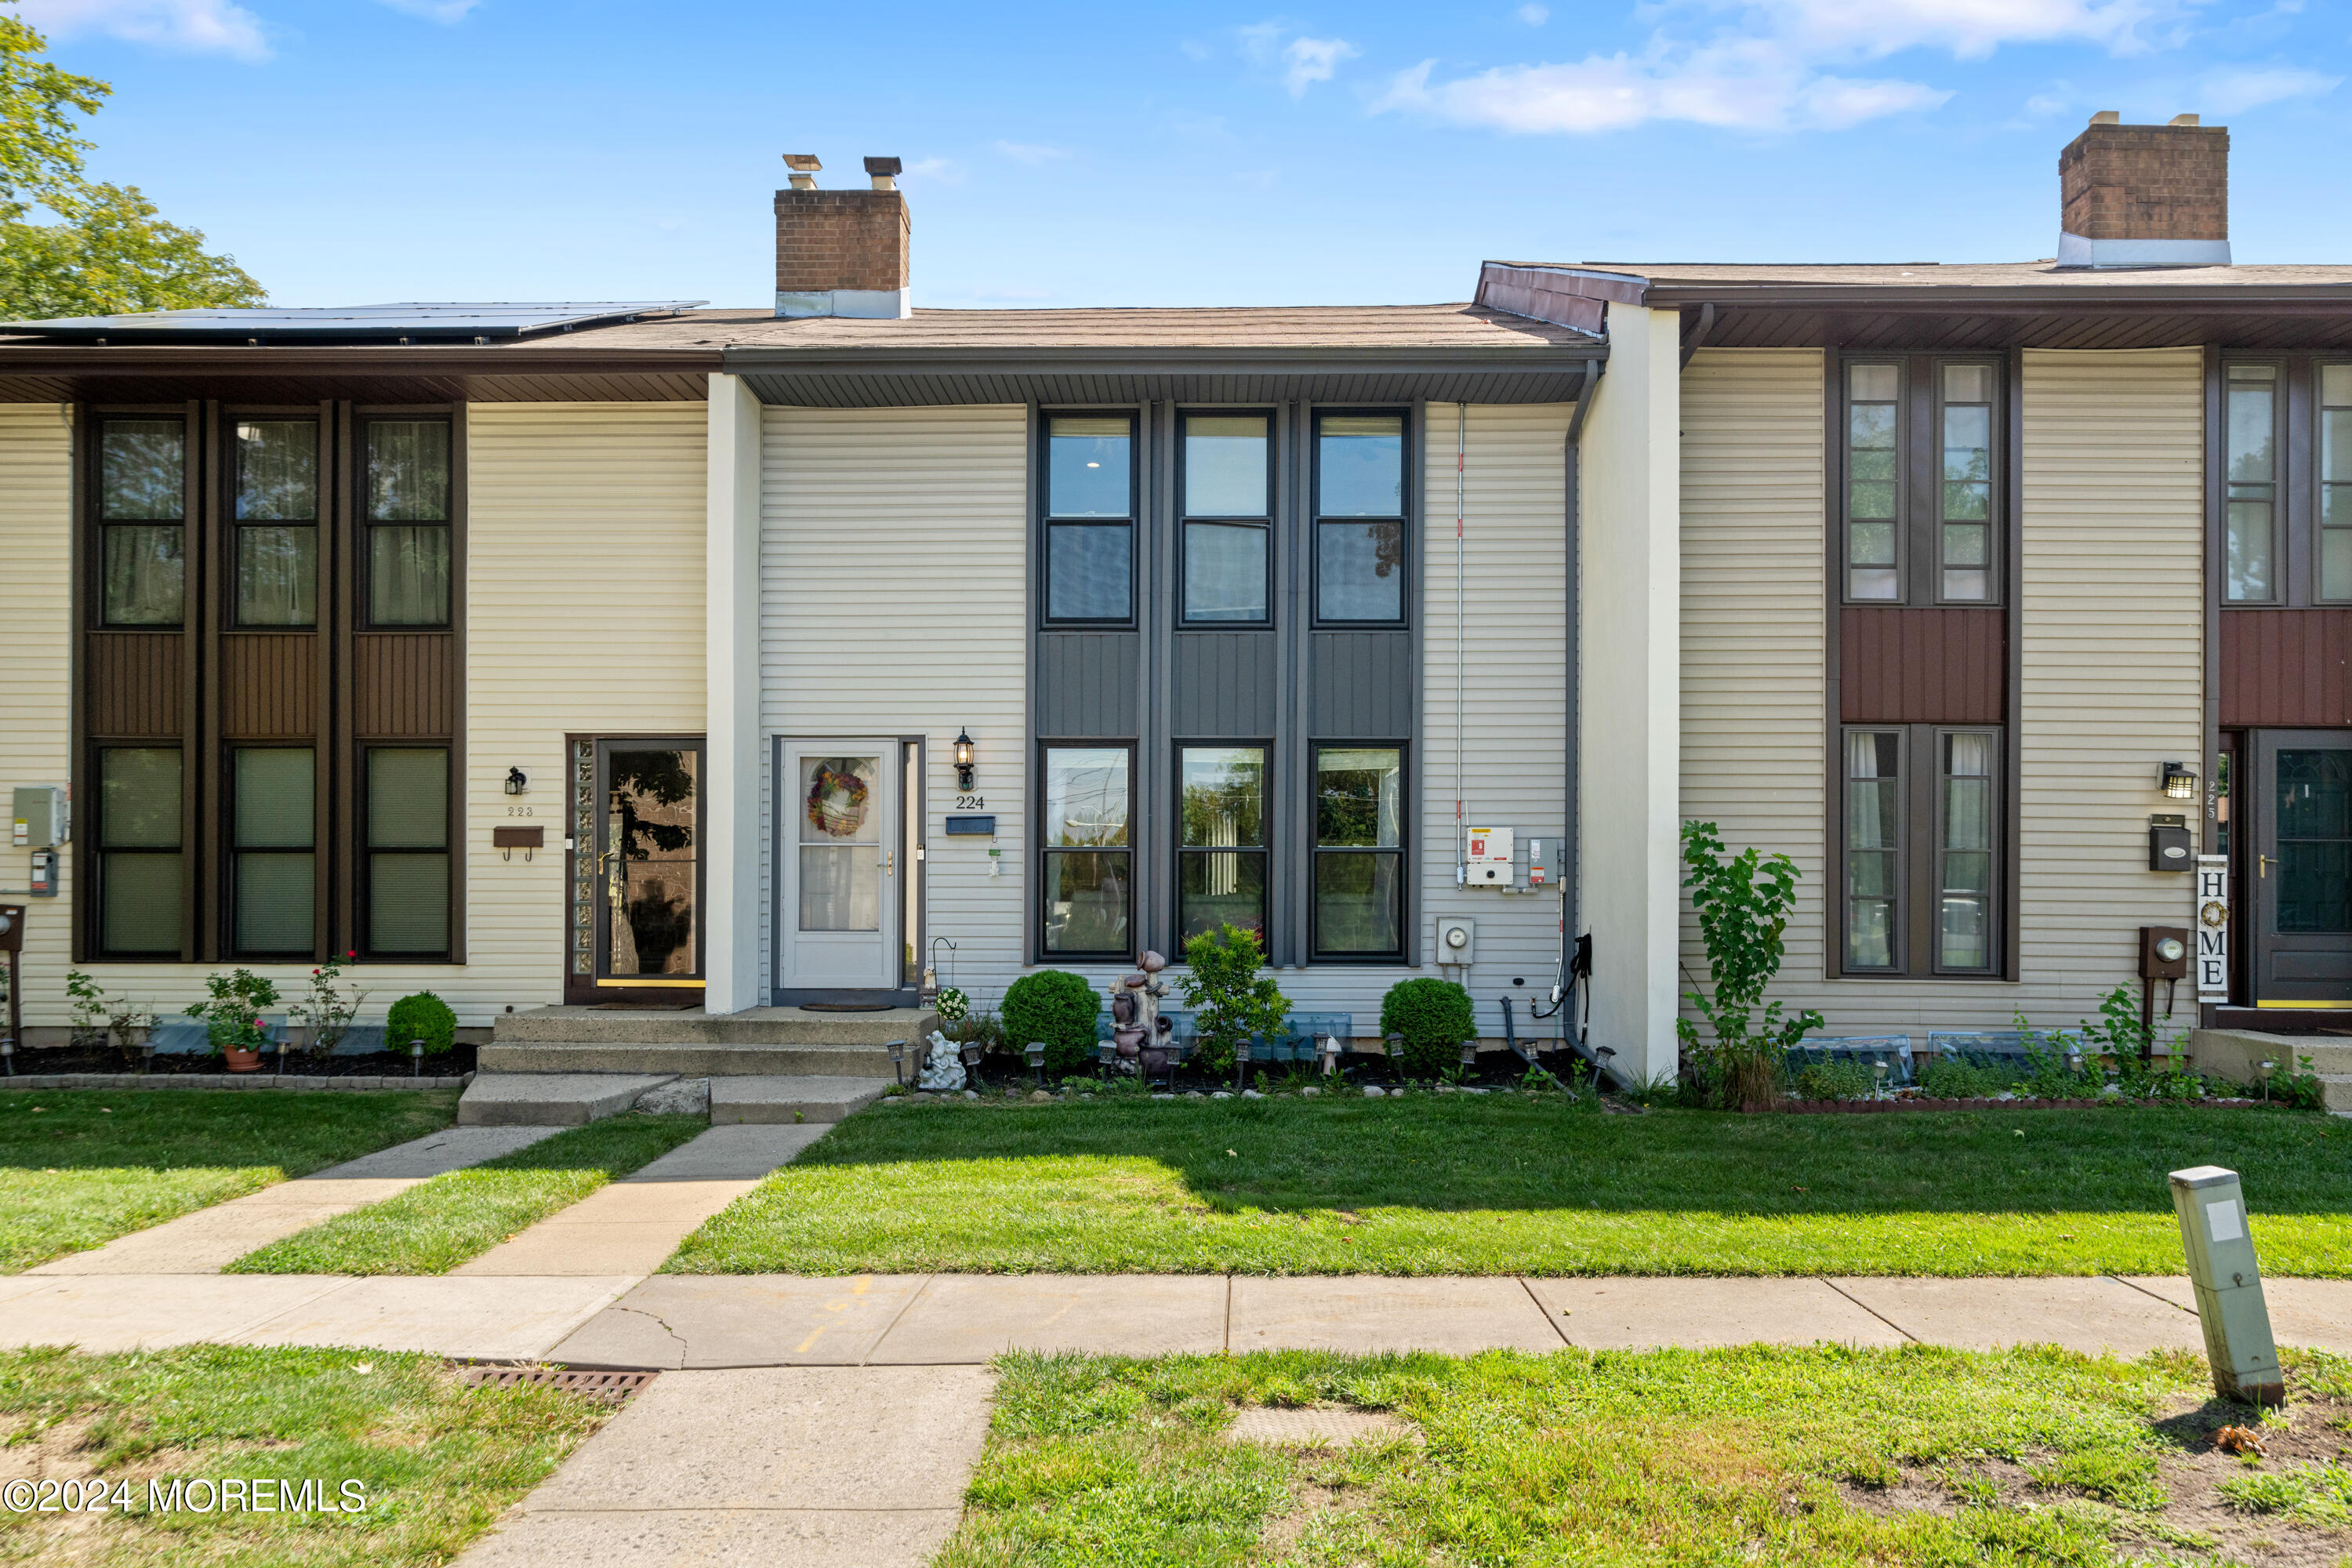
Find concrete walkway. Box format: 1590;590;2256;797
454;1366;994;1568
26;1124;562;1276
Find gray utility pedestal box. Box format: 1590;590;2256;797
11;786;67;848
2169;1165;2284;1406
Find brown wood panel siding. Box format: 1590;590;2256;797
83;632;183;736
2219;609;2352;725
219;633;317;738
354;633;455;737
1838;607;2005;722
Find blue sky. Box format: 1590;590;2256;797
15;0;2350;309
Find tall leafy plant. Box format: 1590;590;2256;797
1675;820;1824;1108
1177;924;1291;1077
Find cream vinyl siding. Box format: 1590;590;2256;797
1677;347;2205;1040
1274;402;1571;1033
759;405;1028;1004
0;407;74;1025
66;401;707;1026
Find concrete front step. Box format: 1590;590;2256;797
2190;1029;2352;1081
710;1076;887;1124
477;1041;902;1079
457;1073;680;1127
495;1006;936;1047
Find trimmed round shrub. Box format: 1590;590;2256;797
386;991;459;1056
1379;977;1475;1077
1001;969;1102;1075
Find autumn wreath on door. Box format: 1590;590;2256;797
805;760;871;838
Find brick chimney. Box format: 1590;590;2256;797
2057;112;2230;268
774;154;911;319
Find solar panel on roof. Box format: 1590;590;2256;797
0;302;710;343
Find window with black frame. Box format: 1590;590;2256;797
1314;412;1406;625
1181;412;1271;624
1041;746;1131;955
233;420;318;626
98;418;187;626
96;747;183;956
1178;746;1266;942
365;747;452;957
1314;746;1403;957
365;419;453;626
231;747;315;956
1841;724;2000;977
1044;414;1134;623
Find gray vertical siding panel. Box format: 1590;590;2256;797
1036;632;1141;736
1173;632;1276;735
1311;631;1413;738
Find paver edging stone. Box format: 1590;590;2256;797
5;1072;475;1091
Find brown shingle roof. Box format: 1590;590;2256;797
1545;260;2352;295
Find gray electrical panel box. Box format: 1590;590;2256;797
11;786;67;849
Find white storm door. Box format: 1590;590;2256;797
779;739;900;991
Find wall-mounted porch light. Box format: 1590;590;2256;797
2161;760;2199;801
953;728;976;791
505;767;528;796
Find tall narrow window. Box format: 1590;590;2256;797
1044;415;1134;623
1844;730;1901;971
366;419;452;626
2225;363;2279;603
1181;413;1271;623
1315;413;1406;624
233;747;314;956
1178;746;1266;941
1041;746;1130;954
233;421;318;626
99;419;186;626
1938;365;1994;601
1937;731;1997;971
1314;746;1403;957
365;747;451;957
1845;364;1900;601
2322;365;2352;601
96;747;182;956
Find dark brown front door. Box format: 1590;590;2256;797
2250;728;2352;1009
564;737;703;1004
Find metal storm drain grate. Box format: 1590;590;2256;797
457;1364;659;1403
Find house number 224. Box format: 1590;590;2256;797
956;795;985;810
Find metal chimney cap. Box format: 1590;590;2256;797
862;156;903;176
782;154;823;170
2089;110;2121;125
2169;113;2201;126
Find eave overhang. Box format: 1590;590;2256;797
0;345;723;404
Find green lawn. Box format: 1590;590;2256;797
228;1112;706;1276
942;1345;2352;1566
0;1088;459;1274
0;1345;615;1568
668;1096;2352;1277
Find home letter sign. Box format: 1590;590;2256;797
2195;855;2230;1001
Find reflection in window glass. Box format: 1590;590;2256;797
1183;413;1269;623
98;747;182;956
1317;415;1403;516
367;422;453;625
234;423;318;626
609;748;699;975
1047;416;1131;517
1940;365;1993;601
2323;366;2352;601
1845;731;1900;970
797;753;877;935
2278;748;2352;933
1183;415;1268;517
1183;524;1268;622
2227;364;2278;602
1179;746;1266;942
1043;747;1130;954
100;420;186;625
1939;731;1994;970
1315;414;1406;625
1045;415;1134;621
1047;524;1131;620
1314;747;1403;956
1846;364;1898;600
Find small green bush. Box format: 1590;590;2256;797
1002;970;1102;1075
1380;977;1475;1077
1175;924;1290;1077
1794;1060;1875;1101
1919;1056;2005;1099
386;991;458;1056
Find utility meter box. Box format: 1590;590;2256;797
1436;915;1476;964
1526;835;1557;887
11;786;66;849
1465;826;1514;886
2148;814;2191;873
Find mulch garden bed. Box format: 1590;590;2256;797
5;1042;478;1080
1755;1094;2263;1114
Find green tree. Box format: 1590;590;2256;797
0;2;262;319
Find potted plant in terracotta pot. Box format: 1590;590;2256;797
187;969;281;1074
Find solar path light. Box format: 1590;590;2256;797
411;1039;425;1080
1097;1041;1116;1083
1385;1033;1407;1087
1025;1041;1047;1091
887;1039;907;1087
959;1040;985;1091
2169;1165;2284;1406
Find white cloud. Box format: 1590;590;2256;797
902;157;962;184
1751;0;2183;61
15;0;269;60
2198;64;2340;113
991;140;1070;164
1516;3;1548;24
1375;38;1949;134
373;0;481;20
1280;34;1359;94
